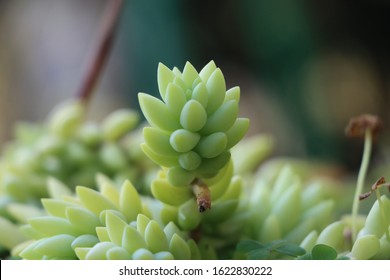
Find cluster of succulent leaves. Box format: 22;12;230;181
0;99;155;256
298;195;390;260
139;61;249;186
0;61;389;260
16;176;211;260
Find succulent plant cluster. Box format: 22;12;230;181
0;100;149;202
16;176;208;260
244;165;337;245
0;100;156;255
0;61;389;260
139;61;249;187
299;193;390;260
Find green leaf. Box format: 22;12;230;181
274;243;306;257
236;240;264;253
182;62;199;88
34;234;76;258
119;180;143;222
138;93;180;132
122;225;147;255
337;256;350;260
311;244;338;260
247;248;271;260
297;253;313;260
66;207;101;235
265;239;288;250
157;63;175;100
169;234;191;260
76;187;117;216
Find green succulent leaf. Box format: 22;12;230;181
169;233;191;260
66;207;101;235
106;246;131;260
157;63;176;101
101;109;139;141
310;244;338;260
165;83;187;117
119;180;143;222
76;187;117;216
205;68;226;114
138;93;180;132
34;234;76;258
199;61;217;82
122;225;147;255
182;62;199;88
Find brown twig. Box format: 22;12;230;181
359;176;390;200
76;0;124;105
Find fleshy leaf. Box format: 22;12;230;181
144;220;169;253
151;179;192;206
205;68;226;114
76;186;117;215
122;225;147;255
138;93;180;132
105;212;128;246
169;234;191;260
199;61;217;83
66;207;101;235
34;234;76;258
158;63;176;101
119;180;143;222
182;62;199;88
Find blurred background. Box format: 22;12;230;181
1;0;390;172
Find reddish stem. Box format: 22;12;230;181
76;0;124;105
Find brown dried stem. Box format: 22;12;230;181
76;0;124;105
359;176;390;201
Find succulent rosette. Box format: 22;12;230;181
138;61;249;187
16;175;207;260
244;165;337;245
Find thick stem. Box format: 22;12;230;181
192;179;211;212
351;129;373;242
76;0;124;105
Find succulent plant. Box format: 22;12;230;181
0;100;159;252
138;61;249;211
298;115;390;260
243;165;337;245
151;159;243;236
16;174;210;260
1;60;390;263
300;193;390;260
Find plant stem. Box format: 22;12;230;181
76;0;124;105
375;190;390;242
192;179;211;212
351;129;373;242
